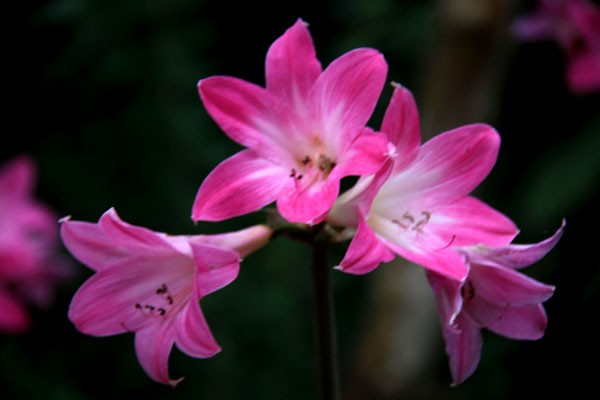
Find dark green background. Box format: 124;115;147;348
2;0;599;399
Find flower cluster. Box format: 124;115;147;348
512;0;600;93
62;19;564;386
0;156;71;333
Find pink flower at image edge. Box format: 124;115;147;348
0;155;70;333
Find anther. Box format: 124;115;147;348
156;283;167;295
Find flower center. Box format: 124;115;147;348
134;283;176;318
289;153;337;186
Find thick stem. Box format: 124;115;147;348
310;239;341;400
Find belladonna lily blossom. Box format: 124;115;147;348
192;19;389;225
0;156;70;333
426;220;565;384
327;85;518;281
512;0;600;93
61;208;271;385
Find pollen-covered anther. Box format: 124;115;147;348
392;211;431;232
317;154;336;175
134;283;175;318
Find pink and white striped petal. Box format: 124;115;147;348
174;297;221;359
135;322;179;386
266;19;322;103
336;219;395;275
466;219;565;269
381;84;421;167
192;150;287;222
191;242;240;298
309;48;388;149
465;299;549;340
442;313;482;386
468;264;555;307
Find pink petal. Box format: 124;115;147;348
98;208;174;251
430;196;519;247
198;76;290;158
336;218;395;275
190;242;240;298
0;289;30;333
372;215;469;280
380;84;421;166
441;313;482;386
412;124;501;203
60;218;123;272
190;225;272;258
135;323;180;386
60;209;174;272
68;256;187;336
309;48;387;144
426;271;464;328
469;263;555;306
327;157;394;229
175;298;220;358
266;19;322;102
192;150;287;222
337;129;390;177
276;170;340;224
466;299;548;340
567;50;600;93
466;219;565;269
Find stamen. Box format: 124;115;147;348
317;154;336;174
413;211;431;231
392;210;432;232
133;284;176;318
156;283;167;295
437;234;456;250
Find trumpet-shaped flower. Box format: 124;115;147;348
61;208;271;385
512;0;600;92
0;156;70;333
426;220;564;385
328;85;518;280
193;19;389;225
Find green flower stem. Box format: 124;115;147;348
270;215;342;400
310;230;341;400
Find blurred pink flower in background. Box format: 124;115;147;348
512;0;600;93
0;156;71;333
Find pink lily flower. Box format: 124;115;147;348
426;220;565;385
61;208;271;386
512;0;600;93
327;85;518;281
0;156;69;333
192;19;390;225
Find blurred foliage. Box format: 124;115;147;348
1;0;599;399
